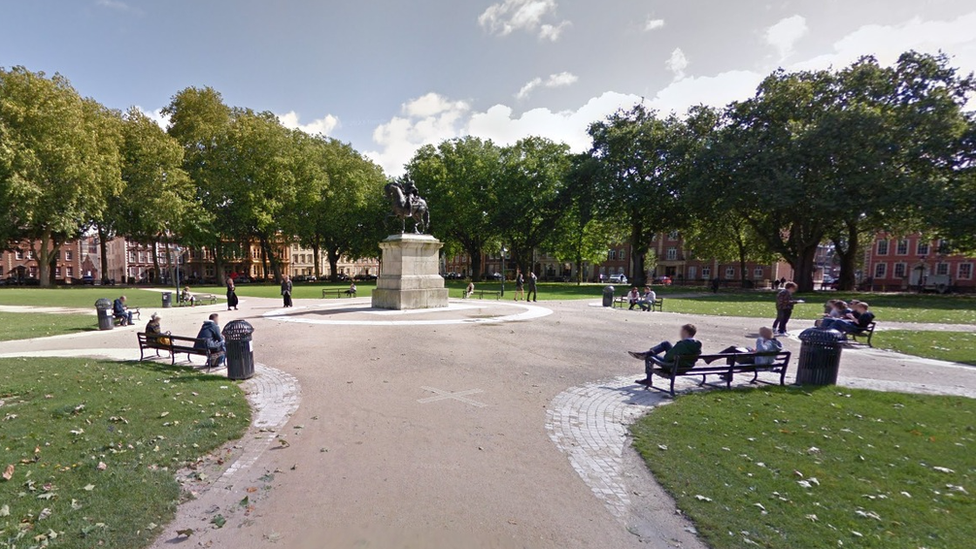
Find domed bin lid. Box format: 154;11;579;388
798;327;845;344
222;319;254;339
95;298;112;308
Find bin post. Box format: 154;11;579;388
162;292;172;309
94;298;114;331
222;320;255;380
795;328;845;386
602;285;615;308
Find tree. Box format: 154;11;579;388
549;153;626;283
494;137;572;273
588;105;691;285
297;136;386;281
405;137;503;281
0;67;120;286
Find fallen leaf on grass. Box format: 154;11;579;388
176;528;194;537
239;496;249;507
694;495;712;502
38;508;52;520
0;504;9;517
83;484;95;491
2;464;13;481
932;466;955;474
805;514;818;522
855;509;882;521
96;462;107;471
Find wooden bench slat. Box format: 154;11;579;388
137;332;222;370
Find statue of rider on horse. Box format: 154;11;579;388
384;178;430;234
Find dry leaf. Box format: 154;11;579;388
96;462;107;471
2;464;13;481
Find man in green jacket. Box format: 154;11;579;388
630;324;703;384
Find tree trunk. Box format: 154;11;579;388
629;221;646;285
214;242;225;286
793;244;820;293
35;231;54;287
261;237;283;283
312;243;321;279
468;246;484;282
833;222;859;292
737;238;748;288
327;248;340;282
98;226;110;283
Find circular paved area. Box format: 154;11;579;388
262;298;553;326
1;294;973;548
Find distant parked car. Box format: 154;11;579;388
653;276;672;286
354;273;377;281
609;274;628;284
490;272;504;281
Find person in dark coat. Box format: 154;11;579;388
226;278;239;311
526;271;538;302
281;276;293;307
113;295;133;325
629;324;703;384
194;313;225;365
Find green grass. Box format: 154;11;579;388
0;288;165;310
875;330;976;365
0;357;249;549
666;291;976;325
0;312;96;342
632;386;976;549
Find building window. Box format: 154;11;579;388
687;266;696;280
724;267;735;279
936;263;949;276
55;267;61;278
608;249;616;260
876;240;889;255
666;247;677;261
701;267;711;280
959;263;973;280
754;267;764;279
26;250;33;260
668;230;679;240
129;252;137;263
15;250;23;260
65;250;73;261
917;241;929;256
619;249;625;262
896;240;909;255
66;267;73;278
874;263;887;279
894;263;907;278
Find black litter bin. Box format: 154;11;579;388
94;298;114;331
162;292;172;308
602;285;616;307
795;328;845;386
222;320;255;380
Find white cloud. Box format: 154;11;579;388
135;106;170;129
765;15;808;62
644;18;665;31
647;70;764;115
95;0;134;11
516;71;579;100
364;93;471;175
278;111;340;136
665;48;689;80
478;0;570;41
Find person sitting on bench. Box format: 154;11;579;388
821;302;875;336
465;281;475;299
637;286;657;311
113;295;133;325
629;324;702;385
710;326;783;365
345;282;357;296
194;313;226;366
627;286;641;310
145;313;171;345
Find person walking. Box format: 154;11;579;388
226;277;239;311
513;269;525;301
772;281;802;335
526;271;538;302
281;275;293;308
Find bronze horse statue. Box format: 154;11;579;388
384;182;430;234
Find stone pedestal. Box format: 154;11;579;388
371;234;449;310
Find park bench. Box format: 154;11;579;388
178;292;217;307
114;308;140;326
470;290;501;300
322;288;356;299
848;321;877;347
614;296;664;312
137;332;223;370
637;350;792;397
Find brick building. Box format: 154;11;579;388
1;237;97;283
289;244;379;279
863;233;974;291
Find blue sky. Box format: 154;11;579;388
2;0;974;174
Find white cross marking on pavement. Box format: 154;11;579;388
418;386;487;408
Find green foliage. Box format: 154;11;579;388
0;357;249;548
632;387;976;549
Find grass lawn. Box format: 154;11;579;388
0;312;97;342
875;330;976;365
0;357;249;549
666;291;976;325
0;288;165;310
632;386;976;549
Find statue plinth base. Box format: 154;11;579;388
371;234;449;310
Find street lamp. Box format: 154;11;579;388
500;245;507;297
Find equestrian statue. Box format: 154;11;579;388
384;179;430;234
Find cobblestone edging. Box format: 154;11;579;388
546;376;680;519
213;363;301;487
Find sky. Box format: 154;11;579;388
2;1;975;175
